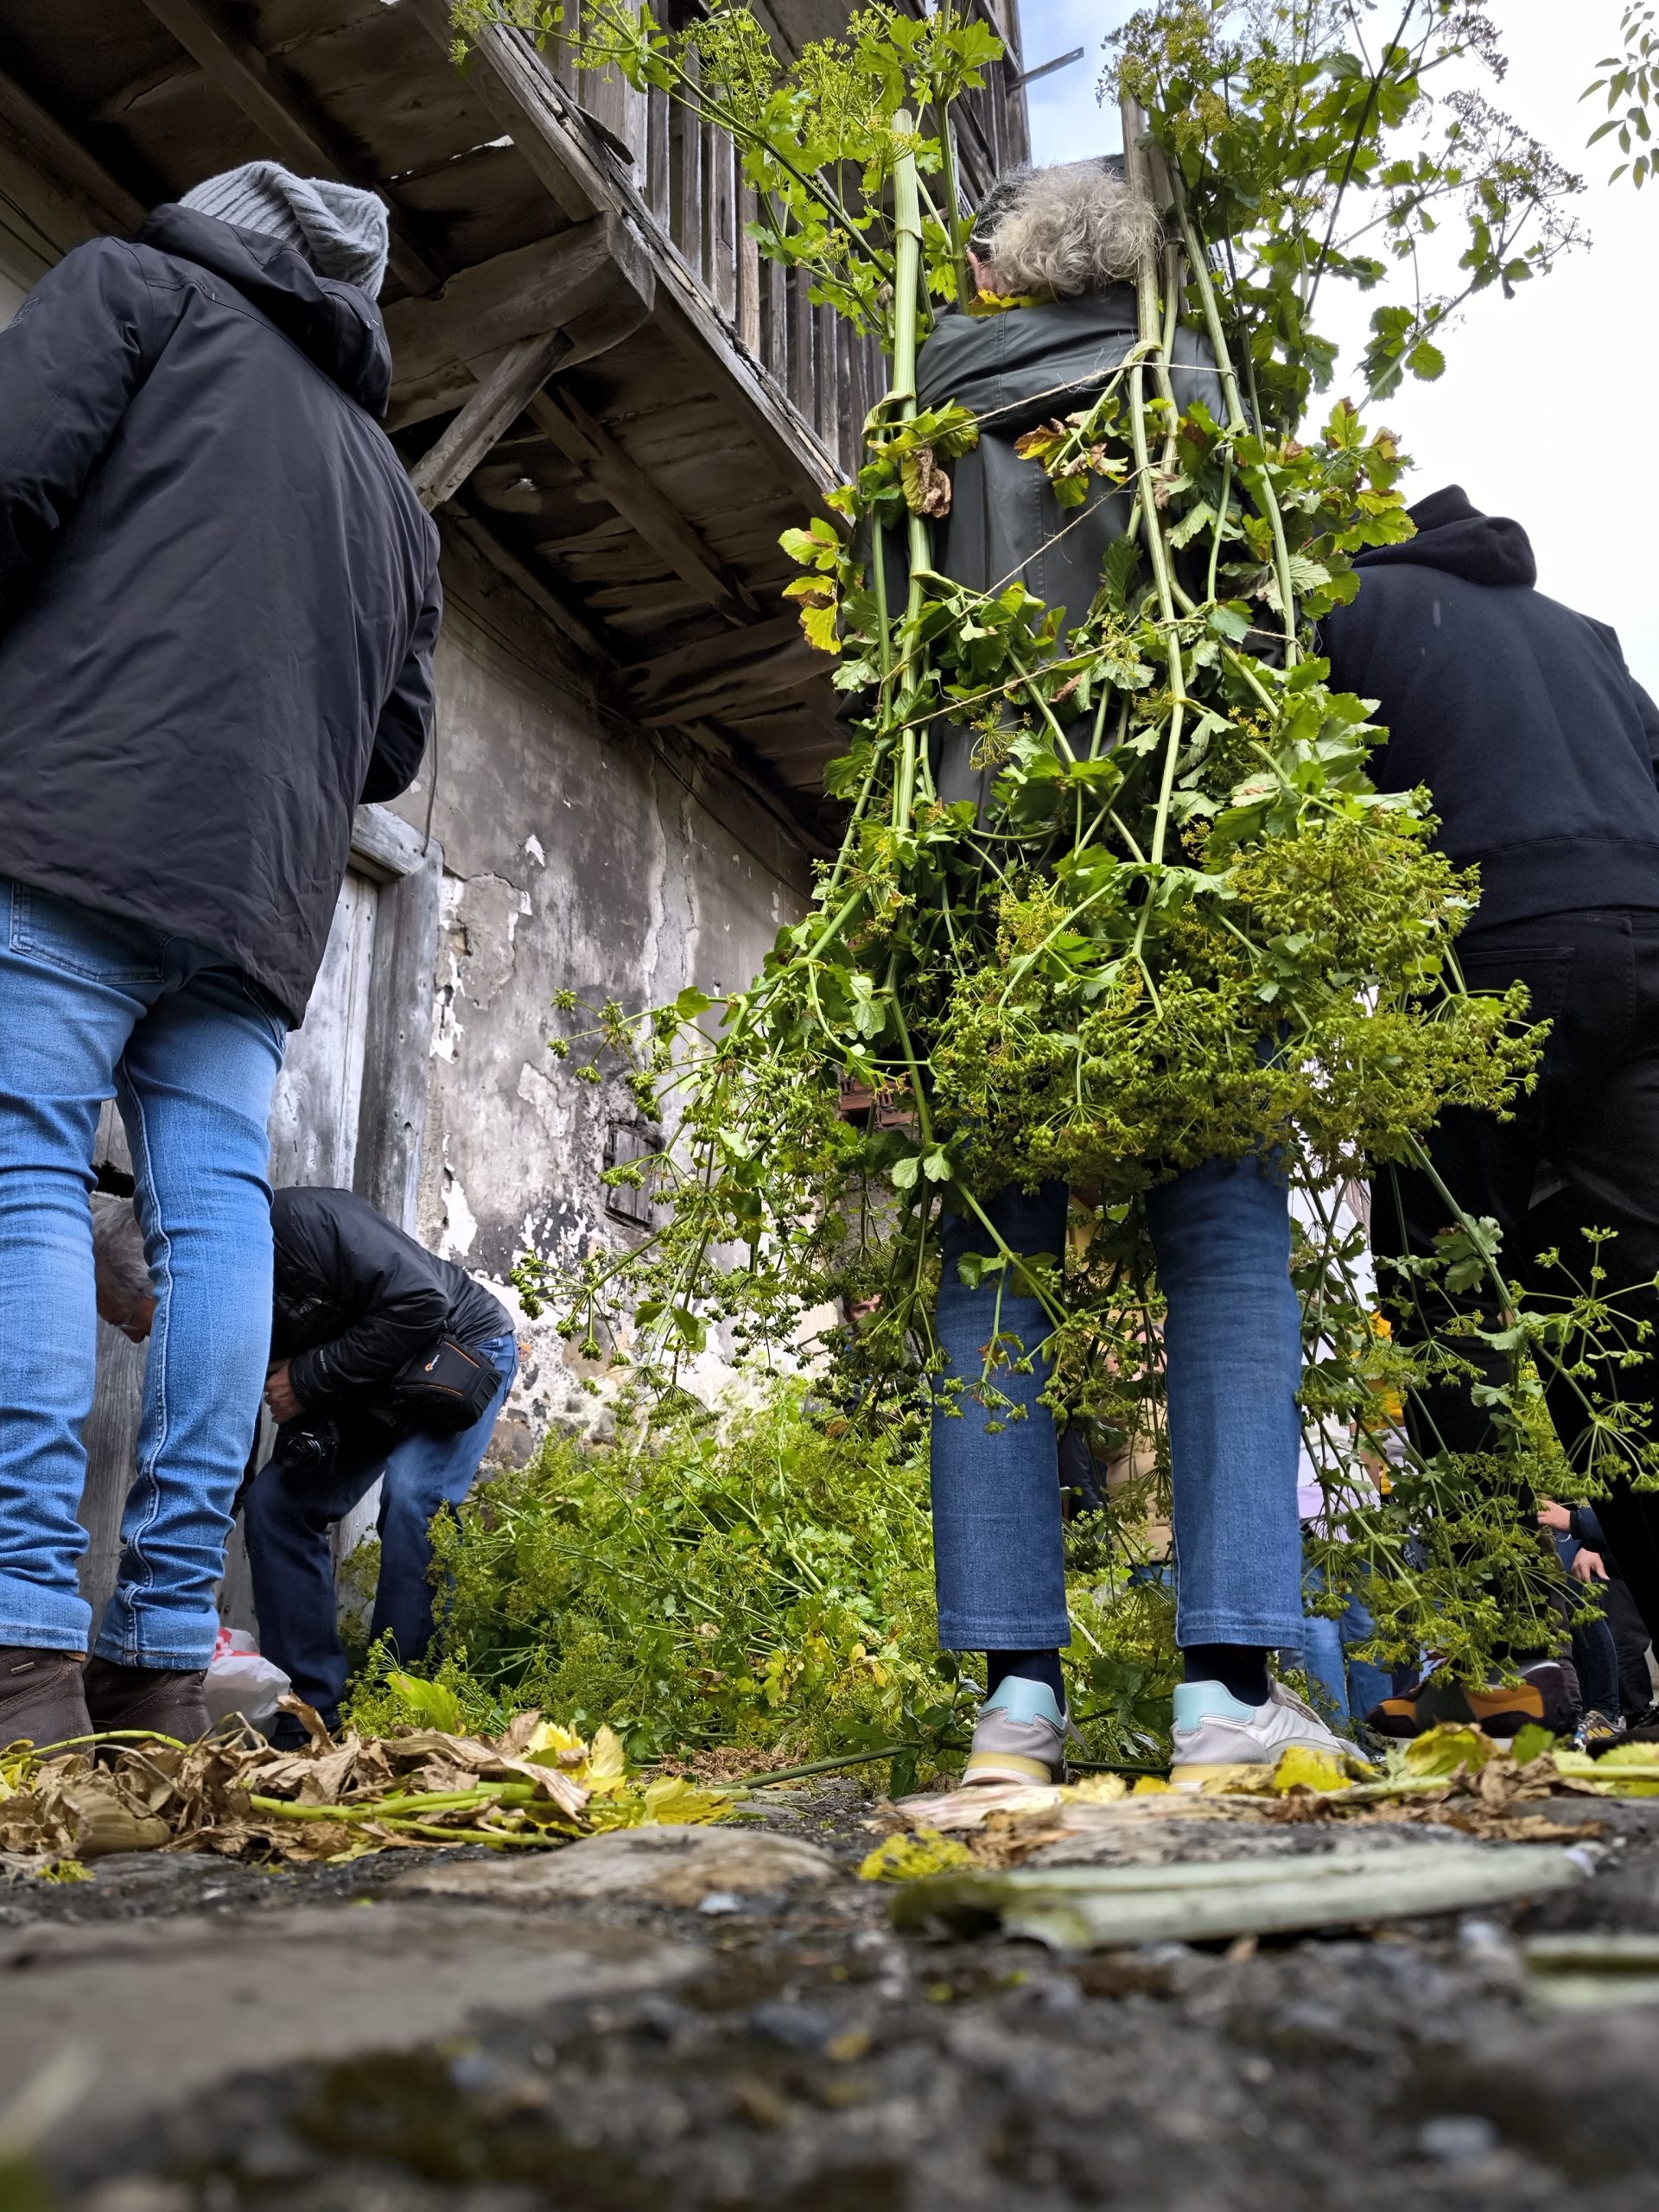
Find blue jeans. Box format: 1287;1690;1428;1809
244;1332;518;1728
931;1158;1305;1653
0;877;283;1664
1301;1565;1392;1727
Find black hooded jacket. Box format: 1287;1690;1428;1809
0;207;441;1020
270;1186;511;1415
1320;486;1659;932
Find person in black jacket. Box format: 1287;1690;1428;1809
95;1188;517;1741
0;163;440;1756
1322;486;1659;1725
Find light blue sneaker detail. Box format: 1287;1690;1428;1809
1172;1681;1260;1732
982;1676;1065;1730
962;1675;1070;1787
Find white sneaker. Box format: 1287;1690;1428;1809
961;1676;1070;1787
1169;1679;1367;1788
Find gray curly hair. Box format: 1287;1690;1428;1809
91;1192;154;1302
972;158;1161;299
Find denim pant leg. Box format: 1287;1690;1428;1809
245;1440;391;1725
1339;1591;1393;1723
0;880;162;1651
931;1184;1071;1651
1147;1156;1306;1650
98;956;283;1667
371;1335;518;1666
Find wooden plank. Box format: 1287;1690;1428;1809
786;265;813;420
644;84;670;228
383;218;654;426
736;179;761;356
524;386;761;620
764;254;787;383
709;124;736;321
404;0;599;221
0;67;148;237
671;73;702;272
350;799;433;882
136;0;442;295
619;609;823;722
409;330;570;510
448;500;610;664
353;829;443;1236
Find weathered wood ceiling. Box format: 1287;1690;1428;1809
0;0;1028;836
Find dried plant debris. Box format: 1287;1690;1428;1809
887;1840;1589;1950
0;1700;732;1871
881;1725;1641;1869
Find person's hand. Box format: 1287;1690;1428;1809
264;1360;303;1423
1537;1500;1572;1532
1573;1548;1610;1584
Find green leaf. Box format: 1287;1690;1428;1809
1407;338;1446;380
675;986;716;1020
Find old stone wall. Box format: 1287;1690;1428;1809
388;530;814;1460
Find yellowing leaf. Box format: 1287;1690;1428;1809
1402;1723;1495;1779
1271;1745;1354;1795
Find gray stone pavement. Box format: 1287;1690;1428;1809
5;1784;1659;2212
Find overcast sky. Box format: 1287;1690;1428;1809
1017;0;1659;690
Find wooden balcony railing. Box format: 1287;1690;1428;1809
537;0;1029;482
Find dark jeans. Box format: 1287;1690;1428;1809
1373;911;1659;1645
244;1332;517;1729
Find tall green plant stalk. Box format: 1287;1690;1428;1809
508;2;1618;1696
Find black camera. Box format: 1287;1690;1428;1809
277;1416;340;1481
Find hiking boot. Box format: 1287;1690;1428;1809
0;1647;92;1755
83;1657;211;1745
1170;1678;1367;1788
1367;1658;1581;1742
961;1676;1071;1787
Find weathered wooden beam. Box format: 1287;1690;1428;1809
384;220;655;429
409;331;570;511
135;0;441;295
404;0;604;223
616;611;823;723
404;0;839;499
448;499;610;665
0;67;148;236
524;388;761;621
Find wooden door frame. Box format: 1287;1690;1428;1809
347;804;443;1235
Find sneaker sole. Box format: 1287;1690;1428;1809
960;1751;1060;1787
1167;1759;1273;1792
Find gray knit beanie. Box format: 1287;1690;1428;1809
181;160;390;298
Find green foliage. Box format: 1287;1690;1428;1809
1110;1;1584;420
389;1383;969;1772
1586;3;1659;187
489;2;1619;1698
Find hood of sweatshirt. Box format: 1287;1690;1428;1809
1352;483;1536;588
137;203;393;417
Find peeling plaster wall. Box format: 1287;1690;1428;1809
388;530;813;1460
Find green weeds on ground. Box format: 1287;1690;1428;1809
343;1382;1179;1789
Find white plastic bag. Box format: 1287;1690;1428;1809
203;1625;290;1725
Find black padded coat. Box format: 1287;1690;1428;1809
270;1187;510;1415
0;206;441;1020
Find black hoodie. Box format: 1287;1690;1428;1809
0;208;441;1020
1320;486;1659;933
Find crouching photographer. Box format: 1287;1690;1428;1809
94;1185;517;1740
248;1186;517;1740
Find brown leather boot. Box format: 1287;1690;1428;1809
83;1656;211;1745
0;1647;92;1755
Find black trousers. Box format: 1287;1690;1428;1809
1373;910;1659;1651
